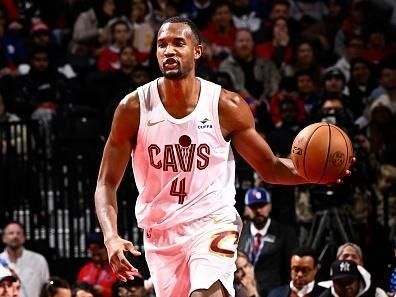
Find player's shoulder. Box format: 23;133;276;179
218;88;246;111
117;89;140;114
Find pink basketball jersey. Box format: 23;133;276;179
132;77;236;230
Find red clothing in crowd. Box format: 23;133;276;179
97;46;121;72
0;0;20;21
77;262;117;297
256;42;293;64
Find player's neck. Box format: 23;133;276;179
160;75;200;106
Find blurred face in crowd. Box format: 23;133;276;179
297;43;314;66
271;4;289;20
351;62;370;86
131;0;148;22
120;46;137;69
233;30;254;60
2;223;25;250
350;3;365;24
103;0;116;17
291;255;317;290
337;245;363;266
33;31;50;46
88;244;108;265
346;38;364;61
333;277;360;297
249;203;272;229
273;18;288;39
235;254;250;283
324;77;344;94
0;278;20;297
328;2;342;17
132;69;151;86
321;99;344;115
31;52;49;72
297;74;315;94
280;101;298;125
212;4;232;29
380;68;396;91
371;105;393;126
113;23;131;47
368;31;386;49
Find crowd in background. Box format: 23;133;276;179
1;0;396;296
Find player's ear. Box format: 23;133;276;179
194;44;203;61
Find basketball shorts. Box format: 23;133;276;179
143;206;243;297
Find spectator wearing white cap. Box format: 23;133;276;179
0;263;20;297
238;187;299;297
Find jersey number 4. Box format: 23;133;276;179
170;178;187;204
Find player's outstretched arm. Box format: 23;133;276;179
219;89;308;185
95;91;141;281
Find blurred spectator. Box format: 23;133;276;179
40;277;71;297
268;97;303;157
334;0;369;58
200;0;236;69
254;0;299;44
332;243;389;296
0;5;26;74
71;281;94;297
268;246;324;297
181;0;213;30
219;29;280;103
111;276;150;297
76;232;117;297
27;22;67;68
320;68;347;100
374;165;396;232
333;35;365;82
363;25;394;65
231;0;261;33
14;47;68;119
0;93;21;156
318;259;386;297
71;0;116;56
269;76;305;127
344;58;376;121
97;17;133;72
234;250;260;297
0;221;49;297
0;264;20;297
256;17;293;70
238;187;298;296
284;39;323;78
289;0;328;24
295;69;320;115
368;58;396;115
0;94;19;123
129;0;155;64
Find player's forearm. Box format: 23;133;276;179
264;157;308;185
95;185;120;243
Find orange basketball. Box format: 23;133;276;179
290;123;354;184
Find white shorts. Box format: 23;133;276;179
143;206;243;297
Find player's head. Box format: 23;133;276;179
156;17;202;80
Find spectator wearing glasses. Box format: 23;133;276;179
268;246;324;297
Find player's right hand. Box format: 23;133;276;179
105;236;141;282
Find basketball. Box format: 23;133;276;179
291;123;354;184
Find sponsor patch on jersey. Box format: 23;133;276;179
198;117;213;129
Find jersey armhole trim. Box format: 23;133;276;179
136;85;147;154
212;86;229;146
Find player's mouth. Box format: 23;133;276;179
164;58;179;70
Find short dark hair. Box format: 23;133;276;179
3;220;26;236
292;246;319;266
160;16;201;45
272;0;290;9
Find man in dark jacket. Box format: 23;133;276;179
268;246;324;297
238;187;298;296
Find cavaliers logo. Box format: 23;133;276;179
209;231;239;258
331;151;345;167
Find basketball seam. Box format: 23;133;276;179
303;124;328;180
318;124;331;184
333;125;349;178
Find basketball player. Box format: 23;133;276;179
95;17;351;297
